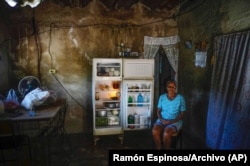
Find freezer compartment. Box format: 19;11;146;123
123;59;154;79
93;58;122;80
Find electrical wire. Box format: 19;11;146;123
51;73;87;110
32;8;42;82
48;22;55;69
0;0;206;48
48;22;87;110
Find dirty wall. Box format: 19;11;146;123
3;1;178;133
177;0;250;145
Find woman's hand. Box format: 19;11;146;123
160;118;171;125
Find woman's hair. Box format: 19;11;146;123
166;80;177;87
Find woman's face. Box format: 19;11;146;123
166;82;176;97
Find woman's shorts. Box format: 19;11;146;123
154;119;183;132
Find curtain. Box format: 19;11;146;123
144;35;179;81
206;31;250;149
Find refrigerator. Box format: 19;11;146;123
92;58;154;145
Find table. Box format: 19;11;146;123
0;99;66;165
1;104;62;122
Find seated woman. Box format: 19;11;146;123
152;80;186;149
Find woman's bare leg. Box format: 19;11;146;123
152;125;163;149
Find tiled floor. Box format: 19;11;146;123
2;129;207;166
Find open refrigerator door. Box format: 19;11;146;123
122;59;154;131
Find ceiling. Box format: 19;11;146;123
0;0;199;25
57;0;182;10
1;0;182;11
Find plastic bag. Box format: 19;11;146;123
21;88;50;110
4;89;19;110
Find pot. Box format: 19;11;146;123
96;110;107;117
104;102;115;108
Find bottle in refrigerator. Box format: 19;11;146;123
128;114;134;129
137;93;143;106
128;95;133;106
134;113;140;128
144;93;149;103
132;95;136;106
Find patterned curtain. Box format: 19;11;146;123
206;30;250;149
144;35;179;81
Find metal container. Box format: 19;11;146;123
104;102;115;108
96;110;107;117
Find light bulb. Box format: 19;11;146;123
21;0;41;8
5;0;18;7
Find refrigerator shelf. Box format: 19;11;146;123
127;124;149;129
95;125;121;128
127;103;151;107
127;89;150;92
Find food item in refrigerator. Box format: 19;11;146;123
112;81;120;89
137;93;143;106
108;116;119;125
128;114;135;129
96;117;108;126
135;84;139;92
95;92;100;100
116;92;120;100
114;70;120;76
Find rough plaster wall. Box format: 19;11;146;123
177;0;250;144
7;1;179;133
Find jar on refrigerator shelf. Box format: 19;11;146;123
95;92;100;100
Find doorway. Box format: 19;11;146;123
153;46;176;122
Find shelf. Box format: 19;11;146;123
126;124;149;129
95;125;121;128
127;89;151;92
127;104;150;107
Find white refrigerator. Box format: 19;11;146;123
92;58;154;145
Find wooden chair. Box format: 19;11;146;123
170;128;183;149
37;99;70;165
38;99;68;137
0;120;32;165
